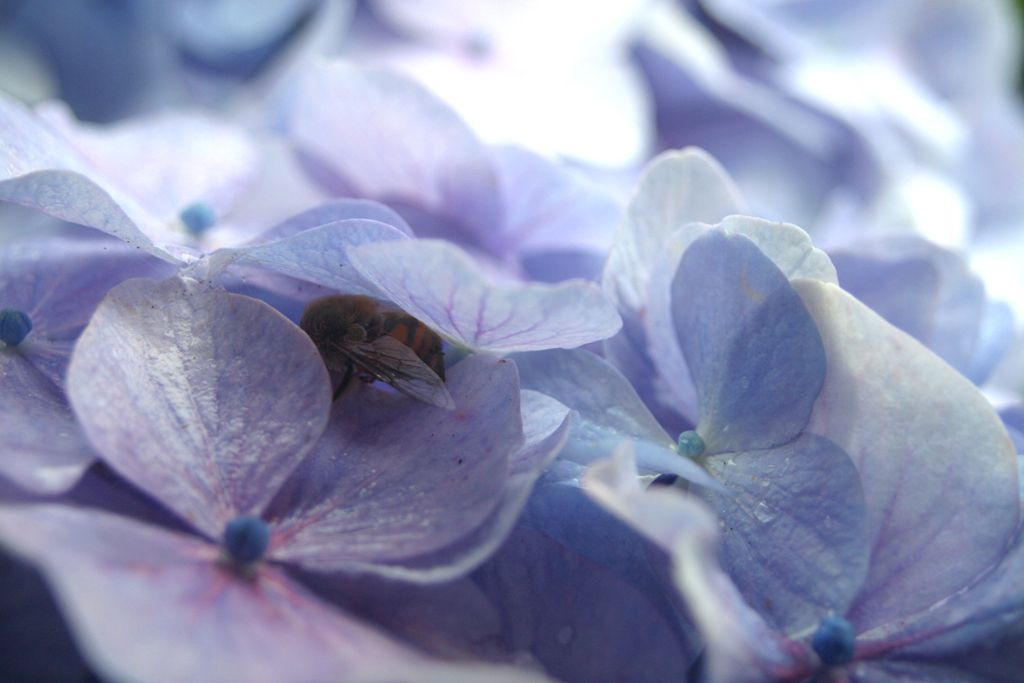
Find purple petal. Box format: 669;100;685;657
326;388;574;582
472;527;694;683
66;277;331;540
853;521;1024;660
0;93;178;261
510;348;724;489
601;147;746;316
699;434;869;634
796;280;1021;632
830;236;989;377
0;505;544;683
0;355;94;494
0;171;178;263
228;218;411;296
288;63;501;239
517;478;699;648
36;101;259;224
645;215;836;425
490;145;621;257
0;237;174;388
255;199;415;242
297;571;515;664
583;448;815;683
512;348;674;448
349;239;622;351
966;299;1014;385
0;542;90;683
266;354;522;571
673;230;826;453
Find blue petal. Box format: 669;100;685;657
672;229;826;453
225;219;410;296
699;434;870;634
254;199;414;242
287;63;501;240
349;239;622;352
472;527;697;683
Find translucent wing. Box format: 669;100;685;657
344;336;456;409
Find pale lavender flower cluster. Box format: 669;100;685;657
1;3;1023;683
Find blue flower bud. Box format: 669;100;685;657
677;431;705;459
0;308;33;346
812;616;856;665
179;202;217;236
223;515;271;565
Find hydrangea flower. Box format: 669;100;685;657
0;274;570;683
585;257;1022;682
828;234;1014;384
2;81;623;354
284;61;624;282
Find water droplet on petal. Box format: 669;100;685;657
752;500;777;523
0;309;32;346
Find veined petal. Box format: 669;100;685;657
331;389;574;583
602;147;746;316
0;505;550;683
227;218;410;296
66;277;331;539
288;62;501;239
510;348;723;489
584;448;814;683
700;434;869;634
0;355;94;494
266;355;522;571
254;199;414;242
0;92;179;262
349;239;622;351
472;527;693;683
796;279;1021;632
0;237;173;387
36;101;259;224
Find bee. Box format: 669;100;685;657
299;295;455;409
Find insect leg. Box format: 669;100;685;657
334;361;355;402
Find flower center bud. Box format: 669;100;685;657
223;515;270;565
0;308;33;346
812;616;856;665
677;431;705;459
179;202;217;236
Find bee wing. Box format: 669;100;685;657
346;336;456;410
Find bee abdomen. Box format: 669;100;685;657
380;313;446;381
